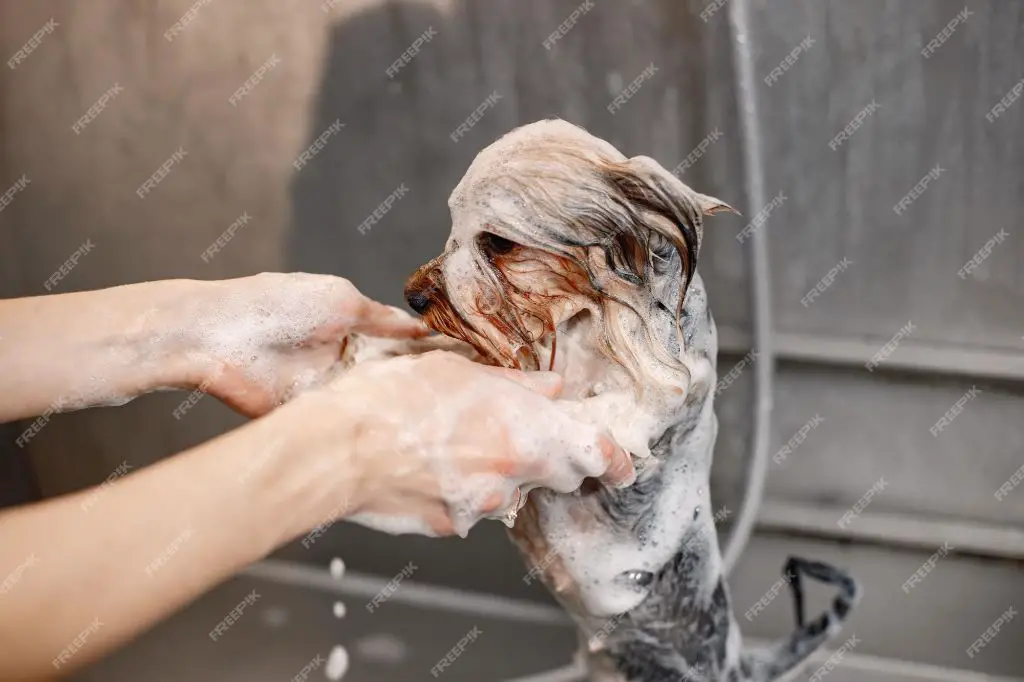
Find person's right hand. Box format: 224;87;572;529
278;350;636;538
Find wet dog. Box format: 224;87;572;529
399;119;859;681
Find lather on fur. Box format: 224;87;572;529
396;119;859;681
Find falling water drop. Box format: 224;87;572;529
329;557;346;580
325;645;350;680
333;601;347;619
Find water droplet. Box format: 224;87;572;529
329;557;346;580
693;506;701;520
333;601;346;619
325;645;350;680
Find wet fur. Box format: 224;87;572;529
403;119;859;681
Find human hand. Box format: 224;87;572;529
176;272;429;417
276;350;636;538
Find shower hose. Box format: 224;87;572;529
505;0;774;678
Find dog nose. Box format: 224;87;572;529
406;289;431;314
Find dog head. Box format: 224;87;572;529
405;119;734;619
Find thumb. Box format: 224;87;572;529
349;299;431;339
481;367;564;398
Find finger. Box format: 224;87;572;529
479;367;564;398
516;414;633;492
596;435;636;488
350;298;431;338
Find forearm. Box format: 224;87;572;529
0;278;224;421
0;410;359;681
0;279;214;423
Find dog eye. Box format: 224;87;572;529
479;232;517;256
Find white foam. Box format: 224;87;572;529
346;512;439;537
324;645;350;680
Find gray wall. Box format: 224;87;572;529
1;0;1021;677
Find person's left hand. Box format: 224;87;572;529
175;272;430;417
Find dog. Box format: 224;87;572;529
391;118;859;681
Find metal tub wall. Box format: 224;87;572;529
0;0;1021;679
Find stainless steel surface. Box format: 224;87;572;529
72;568;577;682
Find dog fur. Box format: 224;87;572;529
400;119;859;682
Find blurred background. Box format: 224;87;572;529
1;0;1022;680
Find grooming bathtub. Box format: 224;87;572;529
69;559;1012;682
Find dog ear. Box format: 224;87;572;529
603;154;735;293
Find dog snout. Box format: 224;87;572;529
404;261;441;314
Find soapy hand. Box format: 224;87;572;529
280;350;636;538
182;273;429;417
